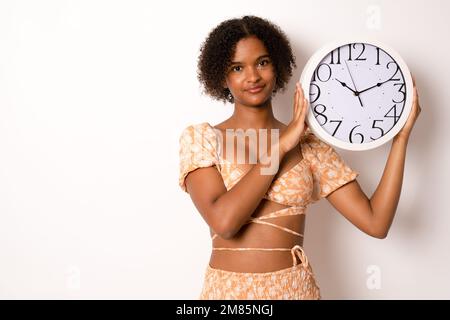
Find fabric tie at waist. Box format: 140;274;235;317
291;245;309;268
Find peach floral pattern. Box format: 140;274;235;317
200;246;321;300
179;122;358;205
178;122;359;300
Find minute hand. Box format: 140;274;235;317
359;78;398;95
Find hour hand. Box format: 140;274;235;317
334;78;357;95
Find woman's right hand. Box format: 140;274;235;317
279;82;309;154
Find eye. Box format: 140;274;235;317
231;66;242;72
259;59;270;66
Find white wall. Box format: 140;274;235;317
0;0;448;299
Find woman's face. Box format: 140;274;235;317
224;36;276;107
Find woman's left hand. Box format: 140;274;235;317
395;74;422;141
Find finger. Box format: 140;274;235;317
293;84;298;109
298;82;304;101
297;99;305;123
295;83;303;118
299;98;309;121
300;99;309;135
293;84;299;117
411;72;416;87
302;121;309;135
412;88;420;115
296;84;305;118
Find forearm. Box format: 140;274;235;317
369;135;409;236
214;143;287;238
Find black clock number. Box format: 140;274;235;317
313;104;342;136
393;83;406;103
386;61;401;82
329;47;341;65
384;104;400;125
370;120;385;140
349;124;364;143
310;83;321;103
311;63;332;82
329;120;343;137
348;43;367;61
375;47;381;65
313;104;328;125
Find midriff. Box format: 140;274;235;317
209;199;306;273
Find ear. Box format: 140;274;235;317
222;79;228;89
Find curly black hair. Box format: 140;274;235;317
197;15;297;104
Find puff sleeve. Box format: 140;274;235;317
178;123;220;193
302;131;359;202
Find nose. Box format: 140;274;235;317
245;66;262;83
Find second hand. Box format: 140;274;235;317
345;60;364;108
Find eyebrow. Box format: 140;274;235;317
230;54;270;65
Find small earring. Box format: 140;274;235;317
225;89;233;101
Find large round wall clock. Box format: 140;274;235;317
300;40;413;151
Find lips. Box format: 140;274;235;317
246;85;265;93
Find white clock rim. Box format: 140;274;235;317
300;39;413;151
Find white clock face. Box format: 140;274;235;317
309;42;408;145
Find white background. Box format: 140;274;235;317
0;0;448;299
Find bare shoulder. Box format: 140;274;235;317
212;119;287;132
210;120;229;134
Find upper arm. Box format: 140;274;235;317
184;166;228;234
178;123;228;235
325;179;378;237
303;133;382;238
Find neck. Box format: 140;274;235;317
229;99;278;129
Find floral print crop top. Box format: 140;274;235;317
179;122;359;207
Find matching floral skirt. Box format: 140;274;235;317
199;246;321;300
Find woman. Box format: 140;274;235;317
178;15;421;299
